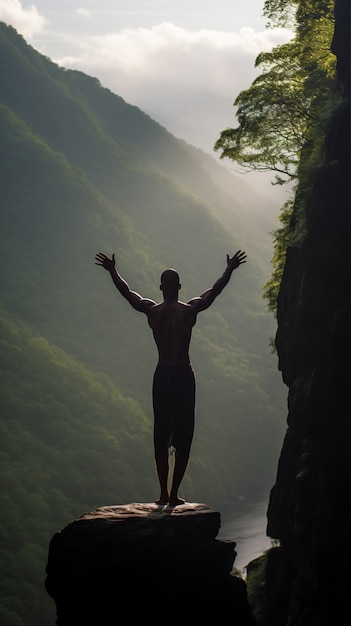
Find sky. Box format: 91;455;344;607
0;0;293;158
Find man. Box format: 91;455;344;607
95;250;247;506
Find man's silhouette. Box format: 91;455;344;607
95;250;247;506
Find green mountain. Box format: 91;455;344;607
0;22;286;626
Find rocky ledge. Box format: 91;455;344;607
45;502;255;625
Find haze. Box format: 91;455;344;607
0;0;292;161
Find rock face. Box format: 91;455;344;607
264;1;350;625
45;502;255;625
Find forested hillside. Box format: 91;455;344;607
0;22;286;626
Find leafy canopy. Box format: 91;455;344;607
215;0;337;315
214;0;336;186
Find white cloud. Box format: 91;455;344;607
0;2;292;156
76;8;91;18
55;22;292;153
57;22;290;83
0;0;46;39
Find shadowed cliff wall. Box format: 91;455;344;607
264;1;350;624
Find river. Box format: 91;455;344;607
217;497;272;575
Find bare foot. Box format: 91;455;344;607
155;492;169;505
169;496;186;507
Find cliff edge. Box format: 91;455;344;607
263;1;350;624
45;502;255;625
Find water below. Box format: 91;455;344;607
217;498;272;575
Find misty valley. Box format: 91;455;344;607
0;21;288;626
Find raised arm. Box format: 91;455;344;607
188;250;247;312
95;252;156;313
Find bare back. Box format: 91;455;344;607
147;300;197;366
95;250;246;368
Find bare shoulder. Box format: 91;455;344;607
187;296;202;306
186;294;214;314
148;300;193;317
131;295;158;313
187;296;204;310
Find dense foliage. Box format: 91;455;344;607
214;0;337;313
0;21;287;625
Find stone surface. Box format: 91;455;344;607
45;502;255;625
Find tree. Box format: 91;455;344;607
215;0;337;312
214;0;336;186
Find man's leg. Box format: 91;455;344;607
169;451;189;506
169;365;195;506
155;450;169;505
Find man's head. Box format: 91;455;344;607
160;269;181;298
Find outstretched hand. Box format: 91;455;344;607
95;252;116;271
226;250;247;271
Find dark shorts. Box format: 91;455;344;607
152;364;195;458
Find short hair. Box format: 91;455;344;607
160;268;180;287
